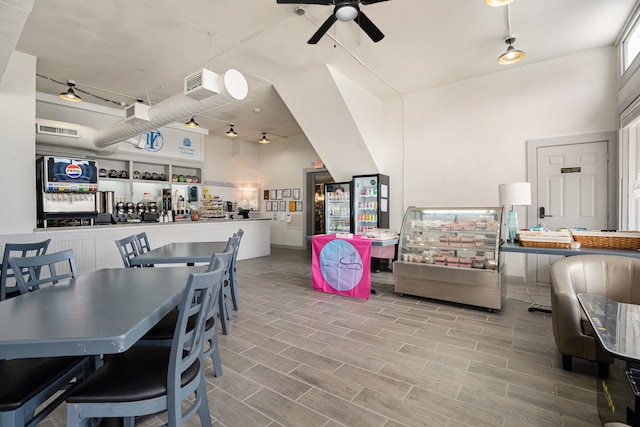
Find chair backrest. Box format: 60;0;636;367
115;236;140;268
225;235;240;283
212;250;233;287
167;258;224;423
134;232;152;254
1;239;51;300
8;249;78;294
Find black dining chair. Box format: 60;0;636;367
0;249;90;427
115;235;140;268
0;239;51;300
65;259;224;427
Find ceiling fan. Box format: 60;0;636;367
277;0;389;44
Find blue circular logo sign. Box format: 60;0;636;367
144;130;164;152
319;240;363;292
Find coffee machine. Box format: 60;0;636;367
37;157;98;227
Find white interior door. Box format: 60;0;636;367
535;140;609;281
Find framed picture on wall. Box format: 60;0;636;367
264;190;270;200
292;188;300;200
276;189;283;200
283;189;291;198
296;201;303;211
270;190;277;200
289;201;296;212
266;201;272;211
279;201;286;211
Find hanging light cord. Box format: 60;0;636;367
505;5;512;38
36;73;136;106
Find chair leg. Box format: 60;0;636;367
210;335;223;377
224;287;233;321
218;290;228;335
230;273;239;311
561;354;572;371
598;361;610;379
197;370;213;427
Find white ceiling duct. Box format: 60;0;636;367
92;68;248;149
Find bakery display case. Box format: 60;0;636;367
393;207;504;310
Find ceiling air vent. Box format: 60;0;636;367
184;68;220;100
124;102;150;124
36;124;79;138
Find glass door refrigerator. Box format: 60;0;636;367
324;181;351;233
352;174;389;235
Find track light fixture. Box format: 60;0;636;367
185;117;200;128
258;132;270;144
225;124;238;137
58;80;82;102
497;37;525;65
485;0;515;6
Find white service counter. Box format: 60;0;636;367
0;218;271;274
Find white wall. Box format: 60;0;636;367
202;134;260;184
399;47;618;213
0;51;36;235
259;134;321;247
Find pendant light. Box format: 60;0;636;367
497;5;525;65
258;132;270;144
58;80;82;102
225;124;238;137
497;37;526;64
185;117;200;128
485;0;515;6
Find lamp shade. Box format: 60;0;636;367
498;182;531;206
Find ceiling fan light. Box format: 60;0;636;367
59;81;82;102
258;132;270;144
225;125;238;137
185;117;200;128
497;38;525;65
485;0;515;6
335;5;358;22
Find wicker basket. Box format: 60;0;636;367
517;230;572;249
571;231;640;250
519;240;571;249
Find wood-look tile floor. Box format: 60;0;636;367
43;247;602;427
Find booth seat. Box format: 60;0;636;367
550;254;640;375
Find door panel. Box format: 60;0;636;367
535;141;608;281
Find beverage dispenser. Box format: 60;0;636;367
37;157;99;227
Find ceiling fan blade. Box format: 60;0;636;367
308;14;337;44
360;0;389;4
276;0;332;4
356;11;384;42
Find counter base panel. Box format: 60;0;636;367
393;261;505;310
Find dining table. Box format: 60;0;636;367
129;241;228;267
0;266;204;359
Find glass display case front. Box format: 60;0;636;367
398;207;501;270
394;207;504;311
352;174;389;234
324;182;351;233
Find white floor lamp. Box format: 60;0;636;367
498;182;532;242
